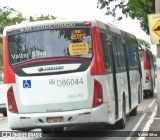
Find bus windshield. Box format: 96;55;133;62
8;28;92;65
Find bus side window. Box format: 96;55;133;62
118;37;126;70
126;40;139;70
139;50;144;62
100;33;112;73
148;51;155;71
112;36;125;72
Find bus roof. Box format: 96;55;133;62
3;18;94;35
3;18;136;39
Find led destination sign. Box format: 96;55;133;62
71;29;86;40
23;23;76;32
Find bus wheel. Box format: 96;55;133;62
149;91;154;97
130;106;137;116
3;111;7;117
52;127;64;132
41;128;52;134
115;98;126;129
14;128;31;132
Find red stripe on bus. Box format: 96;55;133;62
144;51;150;70
3;36;16;83
90;26;105;76
12;58;89;67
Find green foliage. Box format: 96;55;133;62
137;38;151;49
97;0;155;34
0;6;57;70
29;14;56;22
0;6;25;35
0;6;25;70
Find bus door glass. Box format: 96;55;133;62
111;35;126;118
126;40;139;106
100;32;118;119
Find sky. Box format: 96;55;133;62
0;0;157;55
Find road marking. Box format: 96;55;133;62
149;99;156;108
4;137;13;140
126;113;147;140
154;117;160;120
138;99;156;111
138;107;147;111
0;117;7;120
137;105;157;140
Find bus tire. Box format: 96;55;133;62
115;97;126;129
41;128;52;134
130;106;137;116
52;127;64;132
13;128;31;132
149;91;154;97
3;111;7;117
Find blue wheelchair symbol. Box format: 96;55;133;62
23;80;31;88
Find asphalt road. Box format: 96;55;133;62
0;93;157;140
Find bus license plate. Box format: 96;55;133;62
47;117;64;123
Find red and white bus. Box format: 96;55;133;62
139;47;155;97
3;19;142;132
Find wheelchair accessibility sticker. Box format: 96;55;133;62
23;80;31;88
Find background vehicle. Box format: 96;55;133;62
0;83;7;117
3;19;142;132
138;46;155;97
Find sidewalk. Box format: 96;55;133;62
144;85;160;140
148;117;160;131
145;116;160;140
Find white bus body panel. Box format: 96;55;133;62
7;69;116;129
105;74;116;123
129;70;140;108
14;68;94;113
141;61;154;93
115;72;130;118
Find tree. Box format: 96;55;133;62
97;0;155;34
137;38;151;49
29;14;56;22
0;6;25;70
0;6;56;70
0;6;25;35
